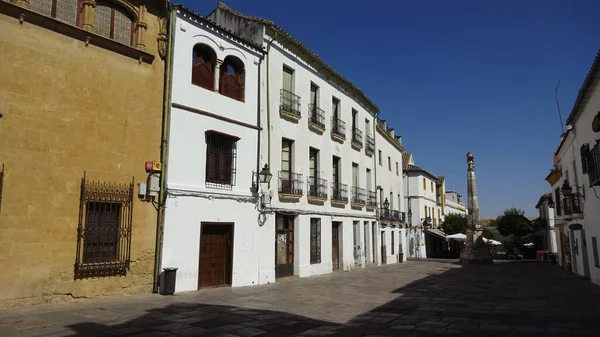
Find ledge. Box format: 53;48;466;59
351;202;365;210
366;205;377;211
365;148;374;157
309;121;325;135
307;195;327;205
331;132;345;143
351;141;363;151
1;1;155;64
280;109;301;123
331;199;348;208
279;192;302;202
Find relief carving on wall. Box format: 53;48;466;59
157;17;168;60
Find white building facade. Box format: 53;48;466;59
208;3;387;279
160;7;271;292
375;119;408;264
445;191;467;216
535;193;558;255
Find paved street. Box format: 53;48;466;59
1;260;599;336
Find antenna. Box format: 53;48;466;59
555;79;565;134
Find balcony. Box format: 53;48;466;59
379;208;391;221
279;171;303;201
365;135;375;157
280;89;301;122
351;186;366;209
390;210;406;223
308;104;326;134
366;191;377;210
351;128;363;151
331;182;349;207
331;117;346;143
307;177;328;204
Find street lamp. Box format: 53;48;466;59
561;180;572;197
258;164;272;184
548;197;555;209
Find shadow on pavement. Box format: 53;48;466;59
2;261;600;336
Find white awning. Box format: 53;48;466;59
424;228;447;239
446;233;466;241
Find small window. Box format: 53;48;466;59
388;156;391;171
431;181;434;191
220;56;245;101
554;188;561;215
95;2;135;45
378;150;382;166
391;233;395;255
581;144;590;174
396;162;399;176
192;44;217;90
592;237;599;268
423;178;426;190
205;131;239;189
310;218;321;264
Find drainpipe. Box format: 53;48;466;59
153;3;176;293
373;112;379;264
265;33;276;166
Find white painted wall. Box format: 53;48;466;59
259;38;378;277
405;172;442;227
569;73;600;285
161;12;270;292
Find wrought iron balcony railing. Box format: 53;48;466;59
367;190;377;207
352;128;363;145
279;171;303;195
331;182;348;202
308;177;328;199
379;208;391;220
308;104;325;130
366;134;375;153
351;186;366;205
280;89;301;117
331;117;346;139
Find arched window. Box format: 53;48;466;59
30;0;80;26
95;1;135;46
219;56;245;101
192;44;217;90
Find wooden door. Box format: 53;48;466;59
275;214;294;278
372;223;377;263
198;224;233;288
332;222;341;270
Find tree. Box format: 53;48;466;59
441;213;467;235
482;226;502;241
496;208;532;237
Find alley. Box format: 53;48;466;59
1;260;599;337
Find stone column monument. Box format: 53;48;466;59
460;152;494;265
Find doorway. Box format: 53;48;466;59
381;230;387;264
332;222;341;270
198;223;234;288
275;213;295;278
372;222;377;264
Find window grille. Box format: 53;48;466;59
205;131;238;189
588;141;600;187
95;2;134;46
592;237;599;268
581;144;590;174
30;0;78;25
310;218;321;264
75;173;134;279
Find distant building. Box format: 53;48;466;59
445;191;467;216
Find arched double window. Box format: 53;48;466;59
192;44;217;90
30;0;80;26
95;1;135;46
219;56;245;102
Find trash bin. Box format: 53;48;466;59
160;267;178;295
549;254;557;266
398;252;404;263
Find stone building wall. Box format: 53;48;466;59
0;0;165;308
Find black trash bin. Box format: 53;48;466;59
549;254;557;266
160;267;178;295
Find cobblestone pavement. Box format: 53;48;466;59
1;260;600;336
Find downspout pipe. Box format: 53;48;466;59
265;33;276;166
153;3;176;293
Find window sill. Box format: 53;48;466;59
1;1;155;64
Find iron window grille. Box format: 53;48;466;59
554;188;561;216
351;186;366;205
352;128;363;145
279;171;304;195
75;173;134;279
331;117;346;139
581;144;590;174
280;89;301;117
571;193;583;214
367;190;377;207
308;177;328;199
588;140;600;187
205;131;238;190
310;219;321;264
308;104;325;129
366;135;375;153
331;182;348;202
562;195;572;215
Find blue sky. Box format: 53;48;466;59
185;0;600;218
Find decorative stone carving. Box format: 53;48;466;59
157;17;168;60
80;0;96;32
